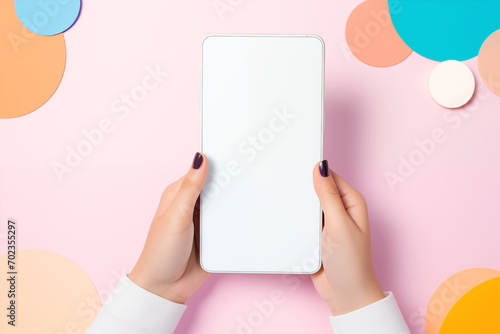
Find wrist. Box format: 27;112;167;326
327;283;386;316
128;270;188;305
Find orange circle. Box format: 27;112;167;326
478;29;500;97
425;268;500;334
0;249;101;333
345;0;412;67
0;0;66;118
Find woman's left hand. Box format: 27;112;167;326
129;152;209;304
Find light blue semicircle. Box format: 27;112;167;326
388;0;500;61
15;0;81;36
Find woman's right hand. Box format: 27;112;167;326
311;160;386;316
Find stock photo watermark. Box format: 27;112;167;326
8;0;76;54
222;289;286;334
340;0;406;63
384;82;495;191
350;8;397;54
212;0;246;21
5;219;18;327
18;0;75;33
51;65;169;183
201;105;296;202
407;276;468;333
222;235;339;334
46;266;129;334
7;24;36;55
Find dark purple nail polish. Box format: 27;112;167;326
192;152;203;169
319;160;330;177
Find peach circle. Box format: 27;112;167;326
440;276;500;333
0;0;66;119
424;267;500;334
345;0;412;67
0;249;101;333
478;29;500;97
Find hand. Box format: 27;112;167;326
128;152;209;304
311;160;385;316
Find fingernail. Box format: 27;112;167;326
319;160;330;177
192;152;203;169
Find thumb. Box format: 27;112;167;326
166;152;208;226
313;160;348;229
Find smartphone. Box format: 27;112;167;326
200;34;324;274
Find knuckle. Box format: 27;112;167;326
160;177;183;199
348;187;367;210
177;200;193;218
324;184;341;200
356;192;367;208
166;200;193;223
161;184;175;199
180;176;199;193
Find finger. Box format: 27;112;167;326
164;152;208;230
313;160;349;230
153;176;184;219
330;171;369;233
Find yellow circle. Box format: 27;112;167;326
439;277;500;334
425;267;500;334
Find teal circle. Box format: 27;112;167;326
389;0;500;61
15;0;81;36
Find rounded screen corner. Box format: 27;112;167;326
201;34;218;49
307;34;325;50
200;254;216;273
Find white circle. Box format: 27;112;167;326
429;60;475;109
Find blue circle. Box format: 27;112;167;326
15;0;81;36
389;0;500;61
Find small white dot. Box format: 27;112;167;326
429;60;475;109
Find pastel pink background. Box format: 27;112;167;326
1;0;500;333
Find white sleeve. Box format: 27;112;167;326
85;274;187;334
329;291;410;334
